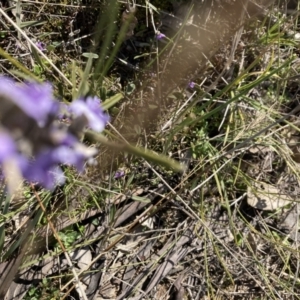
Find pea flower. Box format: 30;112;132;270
36;41;46;52
114;170;125;179
24;143;97;189
188;81;195;89
156;32;166;40
70;96;110;132
0;77;109;190
0;77;58;127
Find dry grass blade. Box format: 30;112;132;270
0;219;34;298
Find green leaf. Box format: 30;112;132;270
125;82;136;95
131;195;151;203
102;93;124;110
20;20;47;28
86;132;186;172
82;52;99;59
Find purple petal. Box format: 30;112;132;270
20;81;59;124
23;142;97;189
156;33;166;40
25;162;65;190
0;77;59;126
49;128;77;147
51;146;85;170
36;41;46;52
24;150;66;189
70;96;110;132
114;170;125;179
188;81;195;89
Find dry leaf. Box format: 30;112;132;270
278;204;300;241
247;181;293;210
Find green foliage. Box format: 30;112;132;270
56;229;82;249
24;278;60;300
190;120;211;159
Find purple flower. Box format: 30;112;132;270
0;77;110;190
22;148;65;189
20;81;59;123
25;160;65;189
156;32;166;40
23;130;98;189
24;143;94;189
0;77;58;126
188;81;195;89
70;96;110;132
114;170;125;179
36;41;46;52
